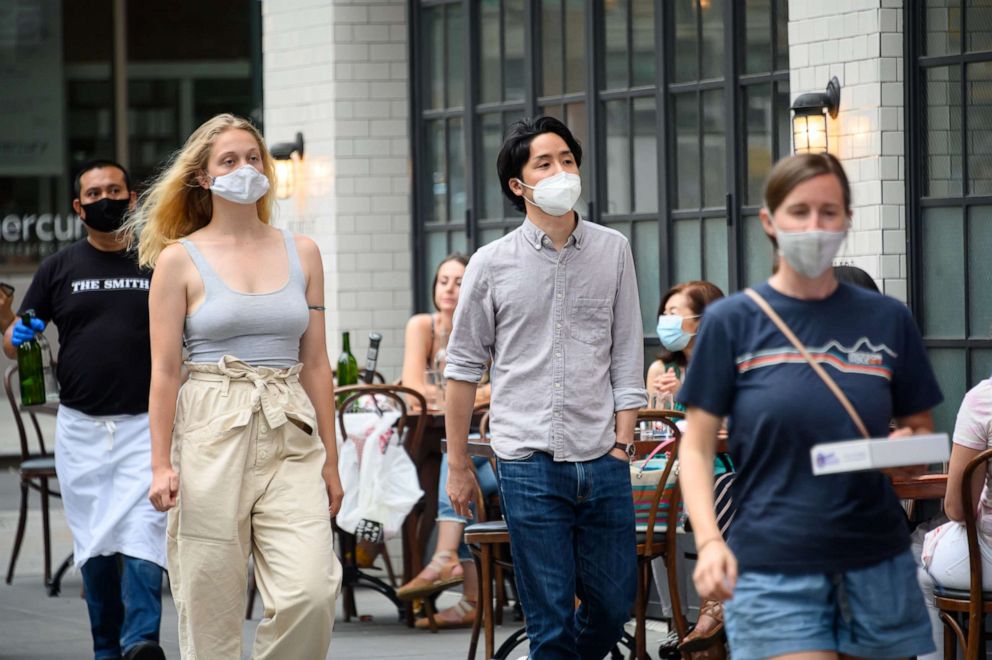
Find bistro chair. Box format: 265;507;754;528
934;446;992;660
335;384;428;622
629;410;688;660
459;411;524;658
4;364;61;587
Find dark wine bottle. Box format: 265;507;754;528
17;311;45;406
337;331;358;387
360;332;382;384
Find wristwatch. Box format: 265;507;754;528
612;441;635;459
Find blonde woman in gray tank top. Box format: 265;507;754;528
125;114;343;660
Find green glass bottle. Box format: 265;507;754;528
17;311;46;406
336;331;358;407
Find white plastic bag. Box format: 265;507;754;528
336;411;423;541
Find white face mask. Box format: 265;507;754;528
774;223;848;279
209;165;270;205
516;172;581;217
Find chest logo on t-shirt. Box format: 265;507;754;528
736;338;897;380
70;278;150;294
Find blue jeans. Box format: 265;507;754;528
497;451;636;660
81;554;163;659
725;550;934;660
438;453;499;560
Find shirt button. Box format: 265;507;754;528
554;382;561;388
556;323;561;329
555;352;561;358
556;293;562;299
260;423;268;433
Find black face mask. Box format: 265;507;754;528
80;198;130;233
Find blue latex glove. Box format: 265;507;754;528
11;316;45;347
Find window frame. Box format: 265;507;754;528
905;2;992;392
409;0;791;323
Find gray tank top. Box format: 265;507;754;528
180;228;310;368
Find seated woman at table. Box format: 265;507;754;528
647;280;724;410
395;253;494;630
647;281;733;654
921;375;992;652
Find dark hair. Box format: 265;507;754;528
496;116;583;213
432;253;469;311
656;280;725;367
74;159;131;198
833;265;879;293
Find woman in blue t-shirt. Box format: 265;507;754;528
678;153;943;660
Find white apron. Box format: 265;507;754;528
55;405;167;569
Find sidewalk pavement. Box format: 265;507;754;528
0;465;669;659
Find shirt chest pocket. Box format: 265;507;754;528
570;297;612;345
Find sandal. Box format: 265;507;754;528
678;598;725;652
414;599;476;629
395;551;464;600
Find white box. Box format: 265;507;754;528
810;433;950;475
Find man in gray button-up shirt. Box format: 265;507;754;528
444;116;646;658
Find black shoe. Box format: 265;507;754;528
123;642;166;660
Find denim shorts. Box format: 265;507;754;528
724;550;934;660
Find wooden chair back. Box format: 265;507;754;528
3;364;50;459
335;384;428;456
955;446;992;658
631;410;682;555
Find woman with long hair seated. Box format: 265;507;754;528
395;253;495;629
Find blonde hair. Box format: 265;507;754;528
123;113;277;268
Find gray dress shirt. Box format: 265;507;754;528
445;217;647;461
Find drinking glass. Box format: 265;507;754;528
424;368;446;410
650;391;674;411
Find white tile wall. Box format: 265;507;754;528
789;0;907;299
263;0;411;377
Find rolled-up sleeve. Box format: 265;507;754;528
444;253;495;384
609;241;647;411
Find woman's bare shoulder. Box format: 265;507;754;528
406;313;433;333
156;242;194;272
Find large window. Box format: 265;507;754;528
908;2;992;432
411;0;791;345
0;0;261;273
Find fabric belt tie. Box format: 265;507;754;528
186;355;303;431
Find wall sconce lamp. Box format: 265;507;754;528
791;77;841;154
270;132;305;199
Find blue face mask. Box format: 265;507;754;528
656;314;698;352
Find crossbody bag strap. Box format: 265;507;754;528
743;288;871;440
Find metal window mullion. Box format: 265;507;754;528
724;0;740;292
657;0;672;295
626;0;634;88
587;0;601;223
600;86;655;100
963;205;972;344
524;0;538;117
465;0;479;250
409;0;427;312
476;100;526;113
627;97;636;214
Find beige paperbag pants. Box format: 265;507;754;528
167;357;342;659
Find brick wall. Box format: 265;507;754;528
263;0;411;378
788;0;906;300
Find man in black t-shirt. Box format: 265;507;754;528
3;161;166;660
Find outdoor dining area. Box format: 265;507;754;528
0;346;981;660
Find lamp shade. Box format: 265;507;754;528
793;111;828;154
274;158;296;199
790;77;840;155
